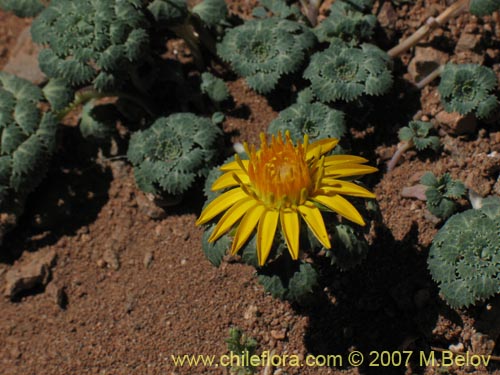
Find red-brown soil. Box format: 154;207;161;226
1;1;500;375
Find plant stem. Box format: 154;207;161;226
387;140;413;172
415;64;445;89
388;0;470;58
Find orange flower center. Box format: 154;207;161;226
247;133;312;208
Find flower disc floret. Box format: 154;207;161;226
196;132;377;266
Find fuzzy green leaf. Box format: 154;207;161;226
42;79;74;112
327;224;369;270
79;102;116;140
192;0;228;28
421;172;465;219
147;0;188;24
0;0;44;17
470;0;500;16
200;72;230;103
202;223;232;267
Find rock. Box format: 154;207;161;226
136;192;166;220
4;249;57;300
270;329;287;341
455;33;481;53
435;111;477;135
3;26;46;85
449;342;464;352
244;304;259;323
143;251;154;269
401;184;428;201
471;332;495;355
378;2;398;28
408;47;449;83
102;248;120;270
46;282;67;308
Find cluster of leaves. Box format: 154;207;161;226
314;0;376;43
304;41;393;102
31;0;151;91
438;63;499;119
398;121;440;152
420;172;466;219
127;113;221;197
267;101;346;144
0;0;44;17
0;72;57;215
469;0;500;16
428;197;500;308
200;72;230;103
225;328;258;375
217;18;316;93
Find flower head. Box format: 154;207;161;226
196;132;377;266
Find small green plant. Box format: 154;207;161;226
225;328;258;375
252;0;303;20
217;18;316;94
31;0;150;91
420;172;466;219
127;113;221;200
304;41;393;102
0;0;45;17
0;72;57;222
387;121;439;171
314;0;376;43
438;63;499;119
267;101;346;144
200;72;230;103
428;197;500;308
469;0;500;16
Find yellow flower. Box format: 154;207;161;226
196;132;377;266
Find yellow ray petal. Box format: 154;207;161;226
219;158;249;172
324;155;369;166
297;202;331;249
324;164;378;178
257;209;280;266
319;179;376;198
196;188;248;226
306;138;339;160
231;204;266;255
211;171;250;191
312;194;365;226
280;208;300;260
208;198;257;242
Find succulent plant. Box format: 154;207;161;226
314;0;376;43
387;121;439;171
469;0;500;16
0;0;44;17
0;72;58;213
421;172;466;219
258;261;319;304
304;41;393;102
127;113;221;197
225;328;258;375
31;0;150;91
438;63;499;119
428;197;500;308
200;72;230;103
267;101;346;144
217;18;316;93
